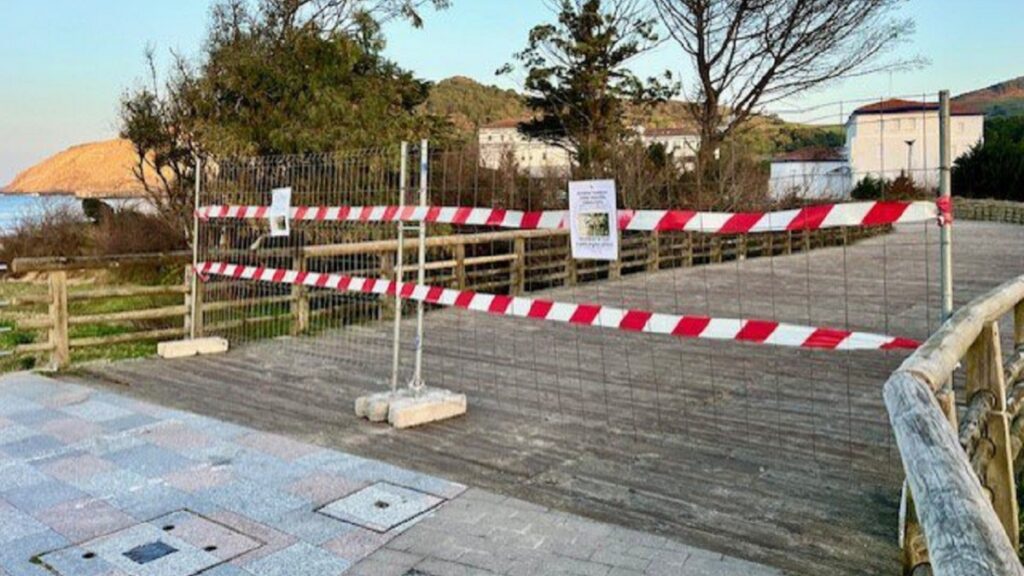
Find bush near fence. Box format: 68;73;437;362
955;198;1024;225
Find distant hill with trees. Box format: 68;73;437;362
422;76;528;133
954;76;1024;118
423;75;841;155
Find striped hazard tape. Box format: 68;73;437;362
196;200;939;234
195;261;919;351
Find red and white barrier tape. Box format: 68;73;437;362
196;200;939;234
195;261;919;351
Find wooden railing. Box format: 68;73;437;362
956;198;1024;225
2;255;191;369
6;225;874;369
193;225;876;338
886;275;1024;575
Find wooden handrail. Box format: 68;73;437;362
886;275;1024;575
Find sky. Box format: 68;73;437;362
2;0;1023;185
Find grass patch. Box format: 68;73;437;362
0;275;184;372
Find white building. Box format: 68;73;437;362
845;99;984;189
477;120;699;175
478;120;572;176
769;147;851;199
635;126;700;163
770;98;985;199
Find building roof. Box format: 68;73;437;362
852;98;982;116
772;147;846;163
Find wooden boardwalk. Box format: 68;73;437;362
77;221;1024;575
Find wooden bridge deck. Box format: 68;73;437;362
76;221;1024;575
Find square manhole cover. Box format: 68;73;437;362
318;482;442;532
39;510;262;575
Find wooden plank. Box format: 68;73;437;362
69;285;189;301
48;271;69;369
13;251;190;273
69;305;190;325
964;322;1020;546
904;276;1024;392
70;327;187;348
885;371;1023;576
75;221;1024;576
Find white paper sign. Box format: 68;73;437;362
568;179;618;261
268;187;292;237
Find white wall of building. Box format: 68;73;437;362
769;161;852;200
639;132;701;161
846;111;984;189
478;126;572;176
477;125;701;175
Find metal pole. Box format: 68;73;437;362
390;142;408;393
411;139;428;391
189;154;202;340
939;91;953;322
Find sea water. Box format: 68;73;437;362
0;194;82;235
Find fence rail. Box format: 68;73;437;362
886;274;1024;575
5;224;876;369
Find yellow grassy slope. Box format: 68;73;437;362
2;139;166;198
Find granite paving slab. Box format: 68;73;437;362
0;372;779;575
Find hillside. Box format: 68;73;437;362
423;76;529;133
954;76;1024;118
2;139;161;199
424;76;704;132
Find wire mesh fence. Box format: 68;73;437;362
189;93;995;485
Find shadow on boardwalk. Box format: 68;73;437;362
77;221;1024;575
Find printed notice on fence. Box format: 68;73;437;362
268;187;292;237
569;179;618;261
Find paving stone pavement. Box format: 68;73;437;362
0;373;779;575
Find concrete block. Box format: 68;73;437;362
354;389;467;429
355;394;390;422
388;389;466;429
157;337;229;359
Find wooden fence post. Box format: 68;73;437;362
48;271;69;370
965;321;1020;547
711;236;722;263
292;253;309;335
193;273;205;338
1014;300;1024;350
183;267;193;337
647;232;660;272
454;243;467;290
512;236;526;295
609;258;622;279
565;237;578;287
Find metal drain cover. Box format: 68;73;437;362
318;482;442;532
39;510;262;575
124;541;178;564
